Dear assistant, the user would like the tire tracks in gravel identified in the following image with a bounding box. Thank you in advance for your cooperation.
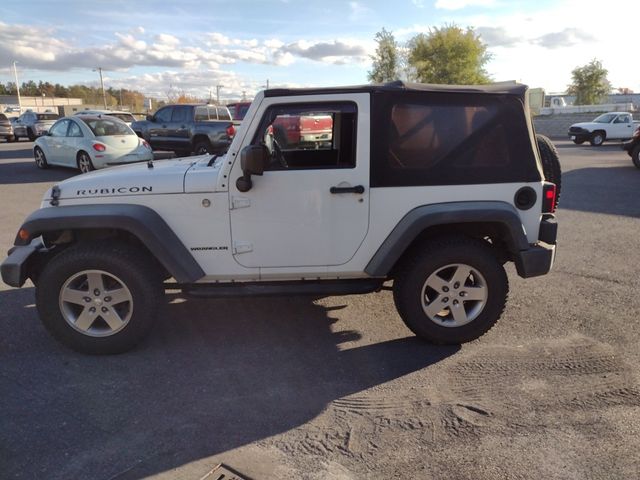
[266,335,640,476]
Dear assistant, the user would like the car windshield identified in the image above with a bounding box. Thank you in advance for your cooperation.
[593,113,617,123]
[81,118,133,136]
[107,113,135,123]
[37,113,60,121]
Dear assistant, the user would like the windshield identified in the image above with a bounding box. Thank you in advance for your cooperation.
[107,113,135,123]
[37,113,60,121]
[81,118,134,136]
[593,113,616,123]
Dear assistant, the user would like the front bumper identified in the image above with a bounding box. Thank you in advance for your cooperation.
[514,214,557,278]
[0,239,44,287]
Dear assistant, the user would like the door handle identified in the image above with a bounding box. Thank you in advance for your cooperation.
[330,185,365,194]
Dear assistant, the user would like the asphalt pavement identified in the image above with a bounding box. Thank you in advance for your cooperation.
[0,139,639,479]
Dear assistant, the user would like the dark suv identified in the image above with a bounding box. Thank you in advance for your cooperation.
[0,113,15,142]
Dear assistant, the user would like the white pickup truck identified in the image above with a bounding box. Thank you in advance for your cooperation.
[568,112,640,146]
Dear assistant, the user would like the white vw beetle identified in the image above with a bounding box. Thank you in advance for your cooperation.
[33,115,153,173]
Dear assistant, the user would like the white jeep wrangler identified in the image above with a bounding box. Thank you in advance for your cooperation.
[1,82,560,354]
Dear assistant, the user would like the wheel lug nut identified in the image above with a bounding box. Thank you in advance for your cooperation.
[104,296,111,302]
[453,299,459,305]
[101,307,108,313]
[453,282,460,289]
[94,289,100,296]
[460,291,466,297]
[442,286,449,292]
[84,297,91,303]
[442,297,449,303]
[89,307,96,313]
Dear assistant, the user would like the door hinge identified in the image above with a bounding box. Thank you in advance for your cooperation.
[233,241,253,254]
[231,196,251,209]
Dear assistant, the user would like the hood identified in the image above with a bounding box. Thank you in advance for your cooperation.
[50,157,200,201]
[571,122,599,129]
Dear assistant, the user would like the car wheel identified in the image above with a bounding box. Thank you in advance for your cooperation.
[632,145,640,169]
[536,134,562,206]
[35,242,164,354]
[77,151,95,173]
[393,236,508,345]
[193,140,213,155]
[589,131,605,146]
[7,135,16,142]
[34,146,50,169]
[27,128,36,141]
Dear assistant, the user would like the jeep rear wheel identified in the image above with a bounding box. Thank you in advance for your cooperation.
[35,242,163,354]
[631,145,640,169]
[393,237,508,345]
[536,134,562,206]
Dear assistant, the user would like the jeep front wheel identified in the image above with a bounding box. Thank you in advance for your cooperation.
[393,238,508,345]
[35,242,163,354]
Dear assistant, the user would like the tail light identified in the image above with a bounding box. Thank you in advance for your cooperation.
[140,139,151,149]
[542,182,557,213]
[92,143,106,152]
[226,125,236,137]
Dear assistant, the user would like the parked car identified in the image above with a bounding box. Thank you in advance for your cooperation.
[1,81,559,354]
[131,104,236,156]
[271,113,333,149]
[74,110,137,126]
[568,112,640,146]
[0,113,16,142]
[622,125,640,169]
[33,115,153,173]
[13,111,60,141]
[227,102,252,121]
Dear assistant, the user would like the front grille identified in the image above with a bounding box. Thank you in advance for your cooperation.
[569,126,586,133]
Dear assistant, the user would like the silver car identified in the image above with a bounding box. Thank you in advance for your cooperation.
[33,115,153,173]
[13,111,60,141]
[74,109,137,126]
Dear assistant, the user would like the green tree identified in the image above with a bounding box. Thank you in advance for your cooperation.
[368,28,400,83]
[408,24,491,85]
[567,59,611,105]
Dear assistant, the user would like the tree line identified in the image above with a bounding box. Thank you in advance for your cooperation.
[368,25,622,105]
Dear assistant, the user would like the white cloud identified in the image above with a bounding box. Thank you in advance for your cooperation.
[435,0,497,10]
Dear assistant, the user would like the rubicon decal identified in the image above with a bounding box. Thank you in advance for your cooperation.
[76,186,153,196]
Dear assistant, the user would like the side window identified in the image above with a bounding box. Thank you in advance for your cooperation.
[49,120,69,137]
[194,106,208,121]
[614,115,630,124]
[217,107,231,121]
[171,106,190,123]
[154,107,173,123]
[67,121,83,137]
[207,107,218,120]
[252,102,357,171]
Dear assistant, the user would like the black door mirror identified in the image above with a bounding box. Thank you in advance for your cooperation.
[146,114,154,122]
[236,144,268,192]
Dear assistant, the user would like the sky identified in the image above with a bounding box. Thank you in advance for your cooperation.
[0,0,638,102]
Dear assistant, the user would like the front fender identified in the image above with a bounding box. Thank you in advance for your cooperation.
[12,204,204,284]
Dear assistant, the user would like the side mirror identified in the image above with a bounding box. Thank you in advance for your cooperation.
[236,144,268,192]
[146,114,154,122]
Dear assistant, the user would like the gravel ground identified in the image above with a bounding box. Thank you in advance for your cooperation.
[0,139,639,480]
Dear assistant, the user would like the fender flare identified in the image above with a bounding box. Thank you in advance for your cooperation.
[14,204,205,283]
[364,201,530,277]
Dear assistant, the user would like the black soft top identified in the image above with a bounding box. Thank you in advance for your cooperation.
[265,80,528,99]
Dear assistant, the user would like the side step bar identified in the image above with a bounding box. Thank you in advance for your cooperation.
[180,279,384,298]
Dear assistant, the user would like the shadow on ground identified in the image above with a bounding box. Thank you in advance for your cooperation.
[559,165,640,218]
[0,156,76,185]
[0,288,458,479]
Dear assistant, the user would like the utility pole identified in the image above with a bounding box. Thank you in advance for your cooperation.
[215,85,224,104]
[94,67,107,108]
[12,61,22,112]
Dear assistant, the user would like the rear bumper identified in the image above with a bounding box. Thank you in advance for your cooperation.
[514,214,557,278]
[0,239,44,287]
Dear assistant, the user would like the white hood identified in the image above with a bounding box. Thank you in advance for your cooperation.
[49,157,201,201]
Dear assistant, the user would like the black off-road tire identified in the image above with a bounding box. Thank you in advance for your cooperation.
[35,242,164,354]
[393,237,508,345]
[589,131,605,146]
[193,140,213,155]
[572,138,584,145]
[631,145,640,169]
[34,146,49,169]
[7,135,16,143]
[536,133,562,206]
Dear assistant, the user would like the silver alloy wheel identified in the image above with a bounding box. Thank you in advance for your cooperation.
[420,263,488,328]
[78,153,92,173]
[592,133,604,145]
[34,148,45,168]
[59,269,133,337]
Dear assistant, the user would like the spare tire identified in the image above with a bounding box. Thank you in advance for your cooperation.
[536,134,562,207]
